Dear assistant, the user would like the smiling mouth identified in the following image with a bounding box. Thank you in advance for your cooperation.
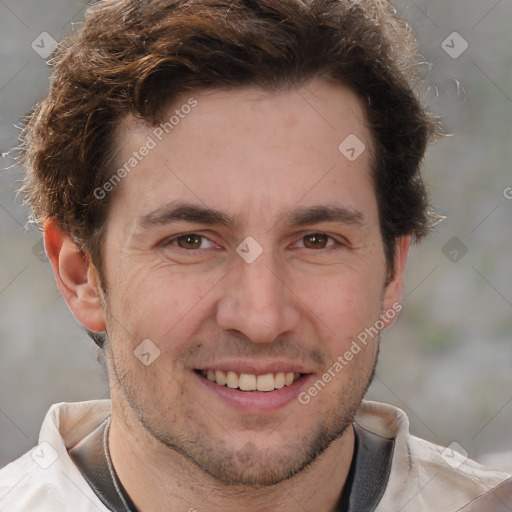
[197,370,303,392]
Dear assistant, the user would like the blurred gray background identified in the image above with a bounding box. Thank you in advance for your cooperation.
[1,0,511,470]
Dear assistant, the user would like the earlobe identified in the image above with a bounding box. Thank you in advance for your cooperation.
[44,219,106,333]
[381,236,411,328]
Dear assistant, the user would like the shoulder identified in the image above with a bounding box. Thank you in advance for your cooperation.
[355,401,511,512]
[0,401,111,512]
[0,450,108,512]
[391,434,511,512]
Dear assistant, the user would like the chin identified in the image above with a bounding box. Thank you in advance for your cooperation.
[154,415,353,487]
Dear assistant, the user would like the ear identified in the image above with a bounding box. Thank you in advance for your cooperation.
[381,236,411,329]
[43,219,106,333]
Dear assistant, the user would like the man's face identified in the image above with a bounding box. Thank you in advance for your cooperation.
[100,79,404,485]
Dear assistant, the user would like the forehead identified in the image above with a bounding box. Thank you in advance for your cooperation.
[108,79,376,227]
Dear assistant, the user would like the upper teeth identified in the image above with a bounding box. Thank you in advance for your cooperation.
[203,370,300,392]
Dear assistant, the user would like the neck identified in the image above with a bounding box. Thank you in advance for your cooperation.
[108,403,354,512]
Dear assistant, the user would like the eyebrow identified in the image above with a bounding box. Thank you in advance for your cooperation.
[138,202,364,229]
[283,205,365,227]
[138,202,233,228]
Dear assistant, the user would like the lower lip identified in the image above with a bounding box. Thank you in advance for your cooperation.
[195,372,312,413]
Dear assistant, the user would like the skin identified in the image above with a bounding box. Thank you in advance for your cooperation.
[45,78,409,512]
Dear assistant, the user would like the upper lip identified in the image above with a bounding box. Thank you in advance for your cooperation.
[194,360,313,375]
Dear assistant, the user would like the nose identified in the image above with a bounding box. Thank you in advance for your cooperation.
[216,252,301,344]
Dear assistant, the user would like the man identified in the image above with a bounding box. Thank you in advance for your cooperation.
[1,0,510,510]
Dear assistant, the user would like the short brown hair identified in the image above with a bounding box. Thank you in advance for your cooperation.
[20,0,438,283]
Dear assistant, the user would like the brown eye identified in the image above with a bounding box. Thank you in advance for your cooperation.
[176,234,203,249]
[302,233,330,249]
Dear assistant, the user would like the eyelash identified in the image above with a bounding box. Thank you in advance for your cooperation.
[163,232,343,251]
[295,233,338,250]
[165,233,218,250]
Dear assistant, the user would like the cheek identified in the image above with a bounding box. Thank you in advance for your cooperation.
[107,263,221,347]
[293,270,384,333]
